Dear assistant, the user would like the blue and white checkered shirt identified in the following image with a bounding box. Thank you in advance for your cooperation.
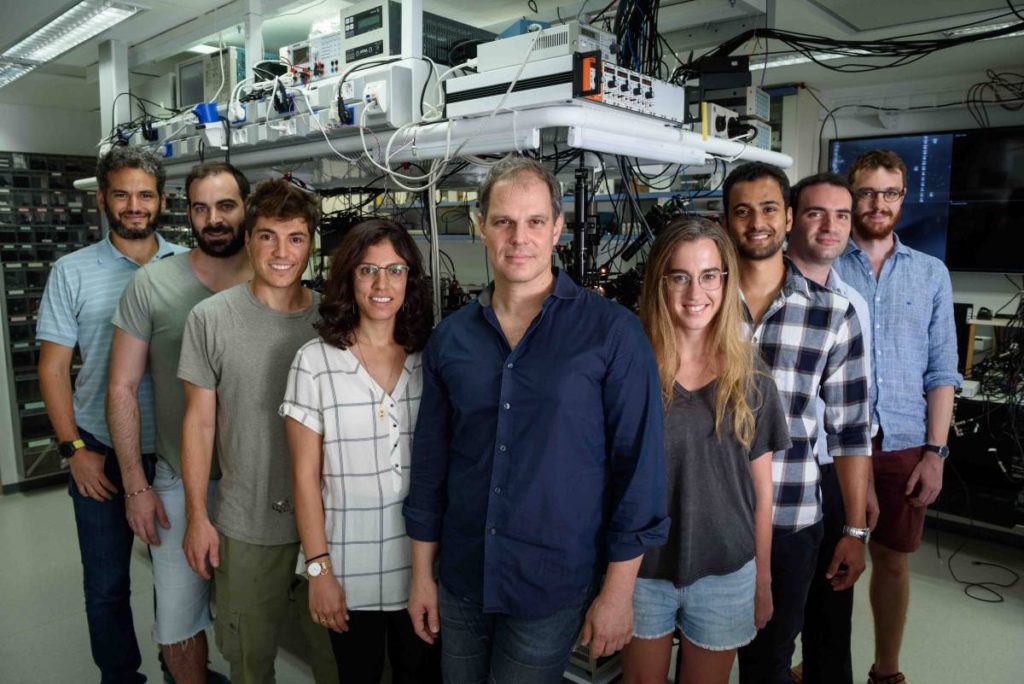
[834,236,962,451]
[743,258,872,532]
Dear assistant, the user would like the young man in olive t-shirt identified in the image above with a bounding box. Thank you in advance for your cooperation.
[178,179,321,683]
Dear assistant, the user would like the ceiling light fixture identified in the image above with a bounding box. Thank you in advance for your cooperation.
[2,1,141,70]
[0,61,37,89]
[188,44,221,55]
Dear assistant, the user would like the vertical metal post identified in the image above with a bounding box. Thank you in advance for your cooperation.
[98,39,130,143]
[98,39,129,239]
[244,0,264,82]
[572,162,592,285]
[402,0,423,59]
[428,187,442,323]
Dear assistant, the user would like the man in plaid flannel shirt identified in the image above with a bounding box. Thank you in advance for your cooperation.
[723,162,872,684]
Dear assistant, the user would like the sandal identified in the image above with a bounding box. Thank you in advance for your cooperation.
[868,666,907,683]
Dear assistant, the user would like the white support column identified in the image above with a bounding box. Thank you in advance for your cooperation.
[402,0,423,59]
[98,39,130,141]
[244,0,264,82]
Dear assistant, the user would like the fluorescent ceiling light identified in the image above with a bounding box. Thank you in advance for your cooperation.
[2,1,141,65]
[188,44,220,55]
[0,61,36,88]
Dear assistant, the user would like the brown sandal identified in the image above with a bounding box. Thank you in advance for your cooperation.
[868,666,907,683]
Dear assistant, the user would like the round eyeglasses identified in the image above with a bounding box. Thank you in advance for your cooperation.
[854,188,905,203]
[355,263,410,281]
[663,270,727,292]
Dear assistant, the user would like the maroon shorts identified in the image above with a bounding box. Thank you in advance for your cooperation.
[871,436,927,553]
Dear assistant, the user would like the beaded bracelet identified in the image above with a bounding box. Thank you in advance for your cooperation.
[124,485,153,500]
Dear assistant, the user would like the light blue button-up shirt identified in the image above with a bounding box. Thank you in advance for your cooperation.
[834,235,962,451]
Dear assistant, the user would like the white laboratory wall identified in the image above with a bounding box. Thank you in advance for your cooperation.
[0,103,101,156]
[805,68,1024,314]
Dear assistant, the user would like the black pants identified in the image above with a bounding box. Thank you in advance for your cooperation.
[738,520,824,684]
[328,609,441,684]
[801,464,854,684]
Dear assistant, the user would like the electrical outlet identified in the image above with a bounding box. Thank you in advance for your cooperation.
[363,80,388,114]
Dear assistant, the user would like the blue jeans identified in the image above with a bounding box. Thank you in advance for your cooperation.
[68,427,155,684]
[437,582,590,684]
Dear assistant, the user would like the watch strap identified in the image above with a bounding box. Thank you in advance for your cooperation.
[59,439,86,459]
[924,443,949,459]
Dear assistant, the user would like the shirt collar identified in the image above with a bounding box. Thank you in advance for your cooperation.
[782,256,812,300]
[843,233,911,260]
[96,232,177,266]
[477,268,581,307]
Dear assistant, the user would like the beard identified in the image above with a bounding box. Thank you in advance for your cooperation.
[106,206,159,241]
[854,208,900,240]
[736,230,786,261]
[193,224,246,258]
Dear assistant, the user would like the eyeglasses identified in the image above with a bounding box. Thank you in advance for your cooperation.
[355,263,410,281]
[854,188,905,203]
[663,270,727,292]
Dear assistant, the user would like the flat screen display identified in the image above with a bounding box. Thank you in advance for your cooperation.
[829,125,1024,273]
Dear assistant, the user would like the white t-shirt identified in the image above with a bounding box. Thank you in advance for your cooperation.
[280,338,422,611]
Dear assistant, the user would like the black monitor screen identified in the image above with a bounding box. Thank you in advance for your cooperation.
[828,125,1024,273]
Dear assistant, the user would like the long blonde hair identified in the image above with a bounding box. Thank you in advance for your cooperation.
[639,217,761,449]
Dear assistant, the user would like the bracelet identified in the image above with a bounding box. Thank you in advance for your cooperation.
[124,485,153,500]
[305,552,330,564]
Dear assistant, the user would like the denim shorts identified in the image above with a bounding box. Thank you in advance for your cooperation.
[150,458,218,645]
[632,558,756,651]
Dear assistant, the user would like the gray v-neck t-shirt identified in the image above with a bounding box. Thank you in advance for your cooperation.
[639,371,790,587]
[114,252,214,475]
[178,282,320,545]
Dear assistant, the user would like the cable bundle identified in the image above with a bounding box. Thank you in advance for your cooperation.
[611,0,663,76]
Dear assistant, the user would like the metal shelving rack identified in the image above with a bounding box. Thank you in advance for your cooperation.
[0,152,191,493]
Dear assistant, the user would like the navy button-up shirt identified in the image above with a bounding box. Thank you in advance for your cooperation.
[404,270,669,618]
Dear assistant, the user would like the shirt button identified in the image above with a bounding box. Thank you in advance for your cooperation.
[498,445,507,452]
[507,363,514,369]
[494,486,501,494]
[503,403,510,410]
[490,528,496,535]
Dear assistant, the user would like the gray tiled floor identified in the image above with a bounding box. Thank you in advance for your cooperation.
[2,484,1023,683]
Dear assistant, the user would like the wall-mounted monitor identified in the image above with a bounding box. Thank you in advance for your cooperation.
[829,125,1024,273]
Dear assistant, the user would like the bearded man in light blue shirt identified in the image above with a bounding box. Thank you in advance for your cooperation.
[834,149,962,684]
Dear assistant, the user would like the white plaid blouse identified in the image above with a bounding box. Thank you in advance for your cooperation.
[280,338,422,610]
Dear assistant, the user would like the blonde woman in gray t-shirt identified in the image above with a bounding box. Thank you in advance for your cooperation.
[282,219,440,684]
[623,217,790,684]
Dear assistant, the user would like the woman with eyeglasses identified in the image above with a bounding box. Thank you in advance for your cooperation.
[281,219,440,683]
[622,217,790,684]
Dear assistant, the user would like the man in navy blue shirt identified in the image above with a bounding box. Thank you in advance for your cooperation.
[404,156,668,683]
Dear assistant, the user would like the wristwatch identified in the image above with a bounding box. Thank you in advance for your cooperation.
[924,443,950,460]
[58,439,86,459]
[306,557,332,579]
[842,525,871,544]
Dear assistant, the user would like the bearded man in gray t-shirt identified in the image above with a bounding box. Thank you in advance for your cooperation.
[178,179,322,683]
[108,162,251,684]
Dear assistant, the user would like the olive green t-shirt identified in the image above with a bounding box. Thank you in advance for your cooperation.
[113,252,214,475]
[177,283,320,545]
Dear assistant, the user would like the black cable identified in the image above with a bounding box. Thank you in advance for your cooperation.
[1007,0,1024,22]
[697,16,1024,74]
[934,461,1022,603]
